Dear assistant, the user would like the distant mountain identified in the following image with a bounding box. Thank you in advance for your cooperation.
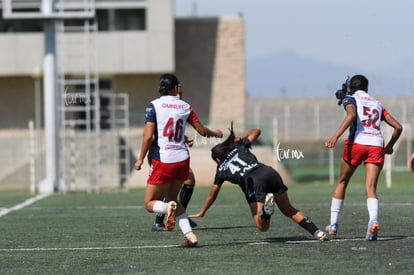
[246,52,413,97]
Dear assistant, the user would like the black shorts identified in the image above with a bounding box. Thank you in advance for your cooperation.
[243,166,288,203]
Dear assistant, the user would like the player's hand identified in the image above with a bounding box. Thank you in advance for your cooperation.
[325,137,337,148]
[188,212,204,218]
[185,137,194,147]
[134,159,144,171]
[215,129,223,138]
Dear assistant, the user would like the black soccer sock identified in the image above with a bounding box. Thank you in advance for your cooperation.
[298,216,319,235]
[155,213,165,224]
[179,184,194,210]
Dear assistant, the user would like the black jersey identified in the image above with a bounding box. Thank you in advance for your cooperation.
[213,138,265,186]
[213,138,287,203]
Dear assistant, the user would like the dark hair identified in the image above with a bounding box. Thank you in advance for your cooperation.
[349,74,369,93]
[158,73,179,96]
[211,121,236,162]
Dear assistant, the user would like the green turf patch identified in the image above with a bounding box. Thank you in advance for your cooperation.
[0,182,413,274]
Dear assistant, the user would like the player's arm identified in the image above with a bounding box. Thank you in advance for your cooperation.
[325,103,356,148]
[239,128,261,143]
[189,184,222,218]
[191,121,223,138]
[383,113,403,154]
[187,109,223,138]
[408,153,414,172]
[135,122,155,170]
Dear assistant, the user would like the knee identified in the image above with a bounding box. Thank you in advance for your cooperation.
[144,202,152,213]
[184,174,195,186]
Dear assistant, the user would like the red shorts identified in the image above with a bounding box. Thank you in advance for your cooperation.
[342,140,384,167]
[147,158,190,185]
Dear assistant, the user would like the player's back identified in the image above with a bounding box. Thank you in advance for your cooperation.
[151,95,191,163]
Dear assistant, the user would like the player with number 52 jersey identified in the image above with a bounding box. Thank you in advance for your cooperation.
[342,90,387,147]
[325,74,403,241]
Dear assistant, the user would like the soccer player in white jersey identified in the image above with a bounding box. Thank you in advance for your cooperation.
[134,73,223,247]
[150,83,199,231]
[325,74,403,241]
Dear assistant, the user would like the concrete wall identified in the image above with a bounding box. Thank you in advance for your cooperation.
[0,0,174,76]
[0,15,248,190]
[0,16,246,128]
[175,16,246,130]
[248,96,414,143]
[0,77,41,128]
[116,16,246,129]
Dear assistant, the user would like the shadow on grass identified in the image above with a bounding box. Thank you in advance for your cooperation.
[176,235,414,249]
[180,236,312,249]
[194,225,256,231]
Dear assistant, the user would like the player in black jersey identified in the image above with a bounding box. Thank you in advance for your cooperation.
[189,122,329,241]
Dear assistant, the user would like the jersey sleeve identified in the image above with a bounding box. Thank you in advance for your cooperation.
[241,138,252,148]
[187,107,200,124]
[213,172,225,185]
[381,106,389,121]
[342,96,356,109]
[145,102,156,123]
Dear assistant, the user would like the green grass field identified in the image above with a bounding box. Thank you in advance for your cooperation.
[0,179,413,274]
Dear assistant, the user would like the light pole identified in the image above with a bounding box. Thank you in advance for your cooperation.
[32,66,43,193]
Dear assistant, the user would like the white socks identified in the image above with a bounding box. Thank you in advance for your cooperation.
[176,213,192,236]
[330,198,344,225]
[152,201,193,236]
[367,198,379,222]
[152,201,167,213]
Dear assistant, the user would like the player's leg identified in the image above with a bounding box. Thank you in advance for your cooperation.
[144,183,172,228]
[327,158,357,235]
[364,162,382,240]
[179,168,197,227]
[153,167,196,230]
[249,200,271,232]
[180,168,195,208]
[275,192,328,241]
[152,197,167,231]
[166,179,198,247]
[147,154,167,231]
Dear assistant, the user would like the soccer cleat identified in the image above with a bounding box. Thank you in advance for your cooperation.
[165,201,177,231]
[325,224,338,236]
[314,230,329,241]
[365,220,380,241]
[151,222,166,232]
[263,193,275,216]
[181,232,198,248]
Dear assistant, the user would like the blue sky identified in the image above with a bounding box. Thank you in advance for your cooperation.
[175,0,414,95]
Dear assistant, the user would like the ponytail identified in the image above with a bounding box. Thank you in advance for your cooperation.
[158,73,179,96]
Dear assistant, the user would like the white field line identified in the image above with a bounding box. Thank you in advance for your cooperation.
[20,201,414,211]
[0,193,50,218]
[1,236,413,252]
[0,244,180,252]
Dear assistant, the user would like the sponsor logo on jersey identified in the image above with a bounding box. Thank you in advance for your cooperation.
[161,103,186,109]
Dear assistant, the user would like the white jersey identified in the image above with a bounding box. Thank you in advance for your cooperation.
[342,90,388,147]
[145,95,199,163]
